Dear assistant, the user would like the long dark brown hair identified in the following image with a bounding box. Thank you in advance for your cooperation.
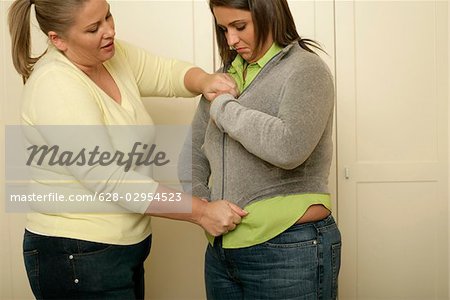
[209,0,322,69]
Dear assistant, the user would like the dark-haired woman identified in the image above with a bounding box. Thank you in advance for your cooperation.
[179,0,341,298]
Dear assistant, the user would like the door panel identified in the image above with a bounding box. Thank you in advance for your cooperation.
[335,1,448,299]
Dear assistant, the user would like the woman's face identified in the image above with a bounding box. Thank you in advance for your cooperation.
[55,0,115,69]
[213,6,273,63]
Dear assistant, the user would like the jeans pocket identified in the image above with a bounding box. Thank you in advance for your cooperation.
[257,237,319,298]
[263,237,318,249]
[331,242,342,299]
[23,250,43,299]
[74,240,113,256]
[262,224,318,248]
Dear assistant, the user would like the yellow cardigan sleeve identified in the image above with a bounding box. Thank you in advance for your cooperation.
[115,40,197,98]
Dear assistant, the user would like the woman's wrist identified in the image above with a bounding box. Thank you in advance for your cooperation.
[184,67,208,95]
[184,67,238,101]
[191,196,208,225]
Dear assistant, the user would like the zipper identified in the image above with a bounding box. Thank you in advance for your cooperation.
[217,43,293,199]
[221,133,226,199]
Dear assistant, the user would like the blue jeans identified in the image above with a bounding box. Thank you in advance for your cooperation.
[23,230,151,299]
[205,215,341,300]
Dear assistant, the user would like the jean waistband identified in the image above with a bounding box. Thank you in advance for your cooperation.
[214,214,336,249]
[292,214,337,235]
[311,214,336,228]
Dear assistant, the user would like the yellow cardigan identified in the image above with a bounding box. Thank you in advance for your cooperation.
[21,40,195,245]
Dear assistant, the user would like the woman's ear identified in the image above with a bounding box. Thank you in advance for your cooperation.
[48,31,67,52]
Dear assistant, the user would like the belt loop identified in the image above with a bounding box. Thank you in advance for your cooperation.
[313,215,329,238]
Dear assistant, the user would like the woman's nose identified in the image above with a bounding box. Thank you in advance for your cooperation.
[104,23,115,39]
[226,31,239,47]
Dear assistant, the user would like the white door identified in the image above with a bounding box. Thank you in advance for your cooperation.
[335,1,449,299]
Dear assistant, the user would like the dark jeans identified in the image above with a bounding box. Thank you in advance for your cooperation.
[23,230,151,300]
[205,215,341,300]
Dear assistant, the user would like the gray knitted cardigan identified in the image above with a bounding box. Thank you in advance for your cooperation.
[179,42,335,209]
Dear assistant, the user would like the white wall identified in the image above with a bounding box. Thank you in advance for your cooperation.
[1,0,33,299]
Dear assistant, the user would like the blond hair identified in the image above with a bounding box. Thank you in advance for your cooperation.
[8,0,88,83]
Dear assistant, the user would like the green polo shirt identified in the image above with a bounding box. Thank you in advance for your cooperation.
[208,44,331,248]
